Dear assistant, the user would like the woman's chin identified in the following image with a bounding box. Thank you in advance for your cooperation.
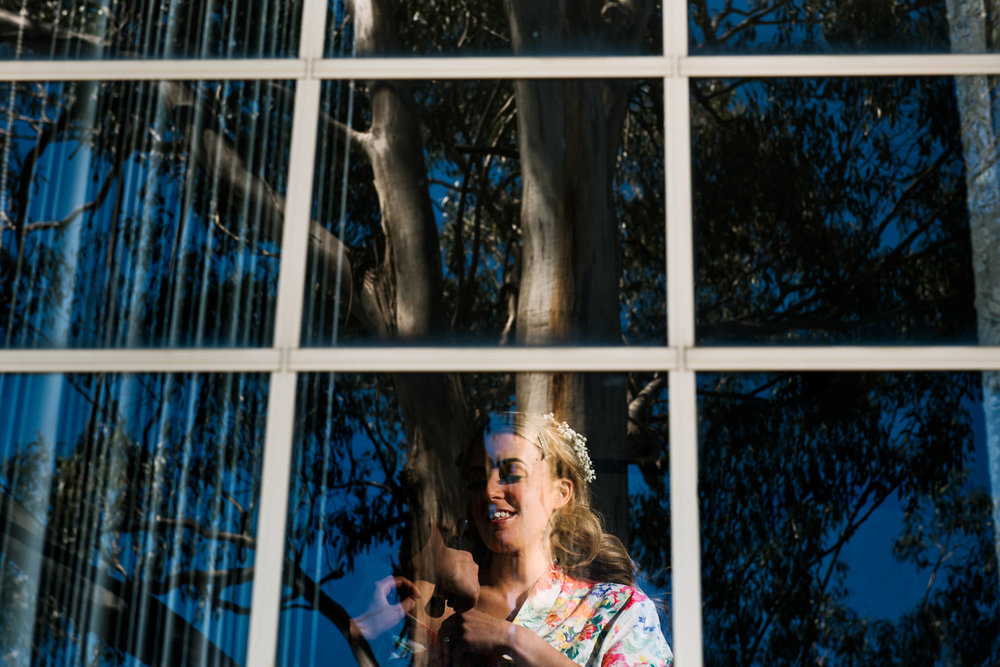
[486,539,520,554]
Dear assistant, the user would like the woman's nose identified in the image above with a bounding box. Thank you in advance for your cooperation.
[485,472,503,499]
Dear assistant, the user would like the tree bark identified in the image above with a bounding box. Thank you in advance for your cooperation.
[349,0,477,547]
[945,0,1000,584]
[505,0,653,536]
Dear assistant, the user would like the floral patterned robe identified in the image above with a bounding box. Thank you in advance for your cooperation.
[512,566,673,666]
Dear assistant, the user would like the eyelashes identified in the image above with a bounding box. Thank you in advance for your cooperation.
[465,469,524,490]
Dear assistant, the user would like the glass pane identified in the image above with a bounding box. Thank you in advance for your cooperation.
[692,76,996,345]
[0,1,301,59]
[277,371,672,665]
[699,371,999,664]
[0,372,268,666]
[302,78,665,346]
[0,79,294,348]
[325,0,662,57]
[688,0,998,54]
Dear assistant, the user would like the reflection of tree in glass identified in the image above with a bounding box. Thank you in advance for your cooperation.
[673,372,998,665]
[0,1,300,58]
[690,0,953,54]
[946,0,1000,593]
[0,373,266,665]
[0,1,996,666]
[0,1,666,662]
[680,2,999,663]
[694,74,977,345]
[0,78,287,348]
[296,8,665,666]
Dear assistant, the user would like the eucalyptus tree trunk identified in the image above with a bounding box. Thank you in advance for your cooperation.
[348,0,477,555]
[505,0,653,536]
[945,0,1000,582]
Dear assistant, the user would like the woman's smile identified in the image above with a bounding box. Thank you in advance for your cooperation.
[488,505,517,523]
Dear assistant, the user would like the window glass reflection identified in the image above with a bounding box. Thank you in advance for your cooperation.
[302,78,665,347]
[277,371,671,664]
[688,0,987,54]
[698,371,998,664]
[0,1,301,59]
[0,372,267,666]
[693,76,988,345]
[325,0,662,57]
[0,79,293,348]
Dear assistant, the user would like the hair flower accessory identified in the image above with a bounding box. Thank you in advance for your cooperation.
[543,413,596,483]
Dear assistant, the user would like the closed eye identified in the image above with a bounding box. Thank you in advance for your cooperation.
[499,462,525,484]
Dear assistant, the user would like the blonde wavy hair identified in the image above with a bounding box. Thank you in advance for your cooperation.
[465,412,636,586]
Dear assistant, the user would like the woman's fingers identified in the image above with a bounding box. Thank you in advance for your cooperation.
[437,548,479,611]
[391,575,421,600]
[354,574,423,639]
[438,608,513,657]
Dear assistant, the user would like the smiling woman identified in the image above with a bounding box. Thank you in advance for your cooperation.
[412,412,673,667]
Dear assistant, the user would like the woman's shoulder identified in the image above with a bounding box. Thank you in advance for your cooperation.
[585,580,654,612]
[557,569,653,612]
[582,579,673,666]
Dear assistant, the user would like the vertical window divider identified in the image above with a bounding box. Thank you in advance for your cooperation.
[665,1,703,664]
[246,1,328,664]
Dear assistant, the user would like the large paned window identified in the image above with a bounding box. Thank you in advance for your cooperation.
[1,1,998,665]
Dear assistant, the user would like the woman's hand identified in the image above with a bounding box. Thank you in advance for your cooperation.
[438,609,580,667]
[351,575,420,640]
[436,608,519,663]
[432,545,480,613]
[415,526,480,613]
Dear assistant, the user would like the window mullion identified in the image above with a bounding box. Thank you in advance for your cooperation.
[666,0,703,663]
[246,0,328,663]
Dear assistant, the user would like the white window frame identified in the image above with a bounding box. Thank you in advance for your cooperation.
[1,0,999,664]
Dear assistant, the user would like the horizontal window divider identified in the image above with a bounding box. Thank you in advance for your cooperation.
[2,53,997,83]
[311,55,671,79]
[0,349,282,373]
[687,346,1000,371]
[289,346,679,372]
[5,346,1000,373]
[682,53,1000,77]
[0,58,307,81]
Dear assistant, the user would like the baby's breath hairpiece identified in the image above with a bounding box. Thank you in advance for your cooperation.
[542,413,596,483]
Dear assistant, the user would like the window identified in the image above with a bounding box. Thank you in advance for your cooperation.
[1,1,997,665]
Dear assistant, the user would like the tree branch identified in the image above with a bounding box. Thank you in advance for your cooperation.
[627,373,666,462]
[141,517,256,549]
[22,160,119,234]
[155,80,377,334]
[452,143,518,159]
[0,488,239,667]
[284,558,378,667]
[149,566,255,596]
